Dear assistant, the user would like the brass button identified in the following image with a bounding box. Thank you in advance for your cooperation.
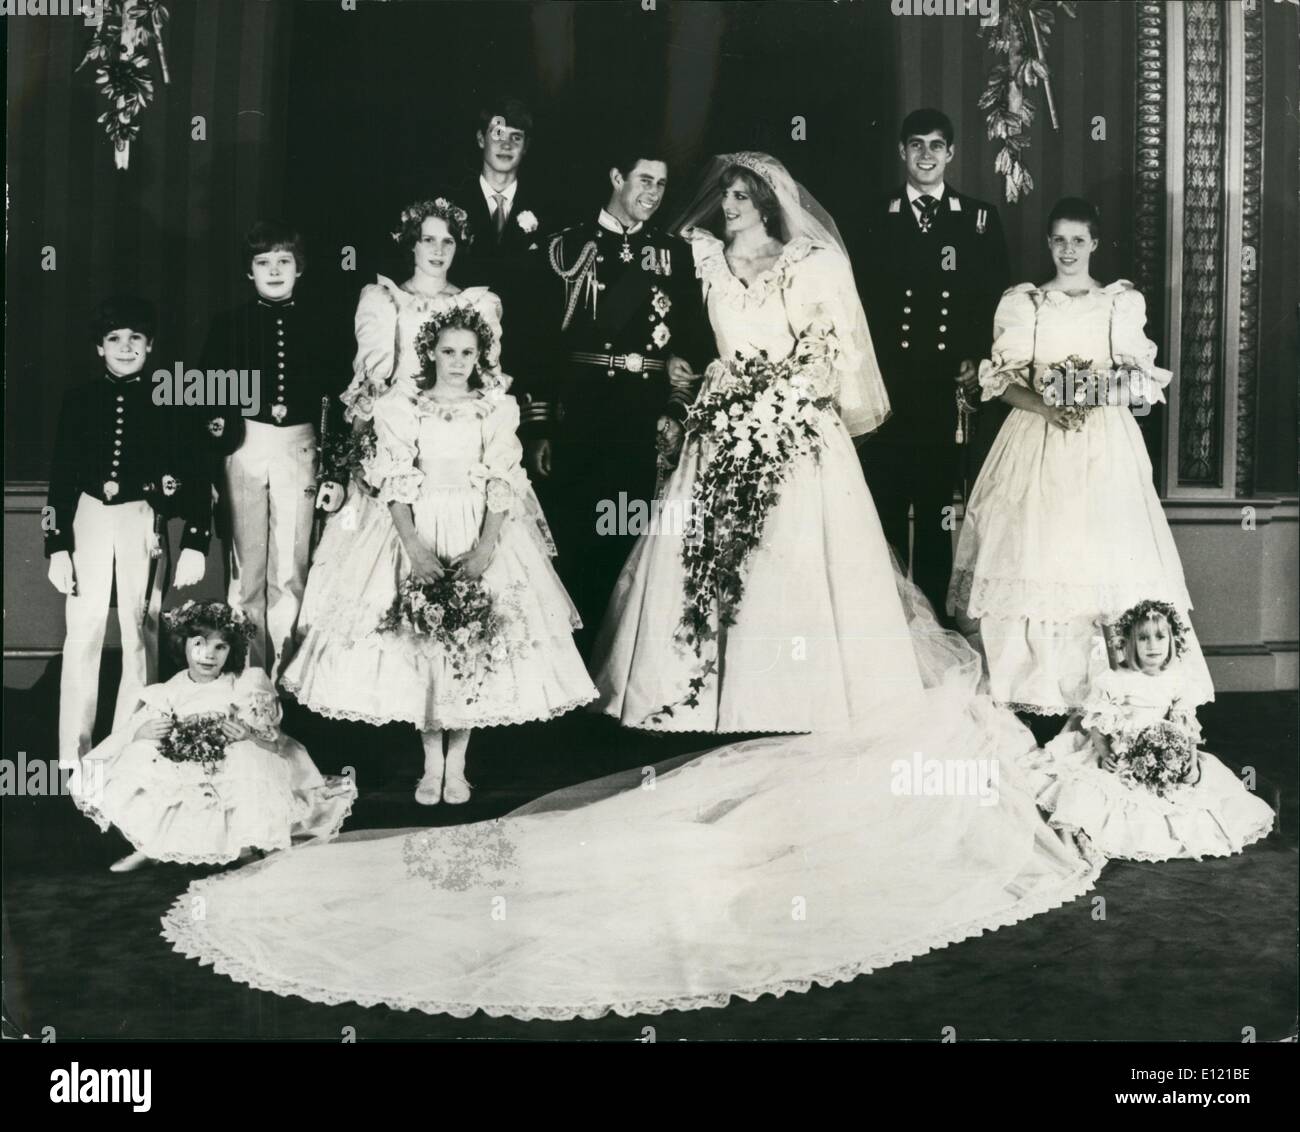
[937,343,947,351]
[903,306,912,313]
[940,308,949,316]
[941,290,950,298]
[901,341,910,349]
[905,289,913,297]
[939,325,947,332]
[901,324,910,331]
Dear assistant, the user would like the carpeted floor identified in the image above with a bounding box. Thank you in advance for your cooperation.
[3,661,1296,1041]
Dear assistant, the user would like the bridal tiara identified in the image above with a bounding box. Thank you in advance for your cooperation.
[719,151,781,191]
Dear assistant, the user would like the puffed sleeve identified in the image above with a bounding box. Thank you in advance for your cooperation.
[783,243,846,391]
[1079,667,1129,741]
[360,392,422,505]
[1107,282,1172,407]
[462,288,505,376]
[978,285,1039,400]
[232,668,283,743]
[341,279,400,422]
[472,395,530,515]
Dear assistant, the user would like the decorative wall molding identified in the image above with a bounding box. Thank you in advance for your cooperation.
[1235,0,1264,495]
[1133,1,1167,349]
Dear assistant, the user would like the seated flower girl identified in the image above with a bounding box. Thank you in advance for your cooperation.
[1020,600,1274,862]
[73,600,355,872]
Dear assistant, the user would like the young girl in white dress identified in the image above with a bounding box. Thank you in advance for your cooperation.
[948,197,1213,719]
[73,601,355,872]
[288,199,502,680]
[1020,600,1274,861]
[283,300,595,804]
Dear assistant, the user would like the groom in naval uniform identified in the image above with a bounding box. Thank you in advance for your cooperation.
[522,144,709,654]
[857,108,1009,622]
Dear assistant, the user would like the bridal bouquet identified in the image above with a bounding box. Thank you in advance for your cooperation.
[157,712,229,773]
[317,419,377,487]
[676,345,837,651]
[1036,355,1096,431]
[378,574,522,696]
[1110,719,1198,798]
[233,692,281,744]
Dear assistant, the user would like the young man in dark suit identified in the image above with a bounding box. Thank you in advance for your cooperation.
[857,108,1010,621]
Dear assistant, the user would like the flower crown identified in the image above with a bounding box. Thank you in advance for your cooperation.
[391,198,472,246]
[1113,599,1189,658]
[414,303,497,375]
[163,600,255,644]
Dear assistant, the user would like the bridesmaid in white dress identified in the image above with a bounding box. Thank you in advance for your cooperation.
[948,198,1214,717]
[594,154,916,733]
[285,198,501,705]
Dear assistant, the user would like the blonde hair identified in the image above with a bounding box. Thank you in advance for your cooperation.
[1122,610,1175,672]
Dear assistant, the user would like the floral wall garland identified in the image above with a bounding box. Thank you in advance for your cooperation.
[979,0,1077,203]
[77,0,171,170]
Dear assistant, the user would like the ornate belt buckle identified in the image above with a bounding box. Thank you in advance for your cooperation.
[623,352,644,374]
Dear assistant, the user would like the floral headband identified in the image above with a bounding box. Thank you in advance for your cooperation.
[164,600,255,644]
[414,303,498,374]
[391,197,472,247]
[1113,599,1189,658]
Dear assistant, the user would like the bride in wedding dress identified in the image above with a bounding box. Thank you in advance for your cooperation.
[161,155,1101,1021]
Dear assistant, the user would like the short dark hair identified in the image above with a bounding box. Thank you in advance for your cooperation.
[166,609,249,674]
[477,96,534,138]
[718,165,782,238]
[243,220,306,273]
[90,295,156,344]
[1048,196,1101,239]
[899,108,955,148]
[610,139,666,180]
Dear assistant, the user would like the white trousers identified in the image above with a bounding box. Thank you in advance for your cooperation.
[59,496,160,765]
[225,421,316,680]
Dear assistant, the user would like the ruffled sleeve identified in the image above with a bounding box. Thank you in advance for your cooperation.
[341,278,400,422]
[1107,282,1172,407]
[471,395,529,515]
[978,284,1039,401]
[232,668,283,743]
[1078,668,1129,742]
[460,287,506,377]
[361,392,423,505]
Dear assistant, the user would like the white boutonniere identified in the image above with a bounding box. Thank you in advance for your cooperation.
[516,210,539,234]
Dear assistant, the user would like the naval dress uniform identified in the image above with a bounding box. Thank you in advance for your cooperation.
[200,295,346,679]
[521,209,708,650]
[857,183,1009,618]
[45,372,213,764]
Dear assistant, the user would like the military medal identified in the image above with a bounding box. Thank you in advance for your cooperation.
[620,237,633,264]
[976,208,988,234]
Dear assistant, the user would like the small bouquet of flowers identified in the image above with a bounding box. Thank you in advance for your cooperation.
[1111,719,1198,798]
[157,712,229,773]
[378,573,521,696]
[1037,354,1096,432]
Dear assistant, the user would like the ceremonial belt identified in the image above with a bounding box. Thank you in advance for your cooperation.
[570,351,665,376]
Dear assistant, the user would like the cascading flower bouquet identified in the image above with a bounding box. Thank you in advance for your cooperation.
[644,325,840,723]
[1110,718,1199,799]
[377,573,526,702]
[157,712,229,774]
[317,419,378,489]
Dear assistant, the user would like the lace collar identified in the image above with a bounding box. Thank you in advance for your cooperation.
[375,275,495,312]
[695,235,816,308]
[413,386,507,422]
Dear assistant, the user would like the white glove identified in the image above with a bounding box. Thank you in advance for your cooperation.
[173,548,206,589]
[48,550,77,595]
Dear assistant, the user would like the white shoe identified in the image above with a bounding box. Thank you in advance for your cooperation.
[415,774,443,805]
[109,850,150,873]
[442,773,472,805]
